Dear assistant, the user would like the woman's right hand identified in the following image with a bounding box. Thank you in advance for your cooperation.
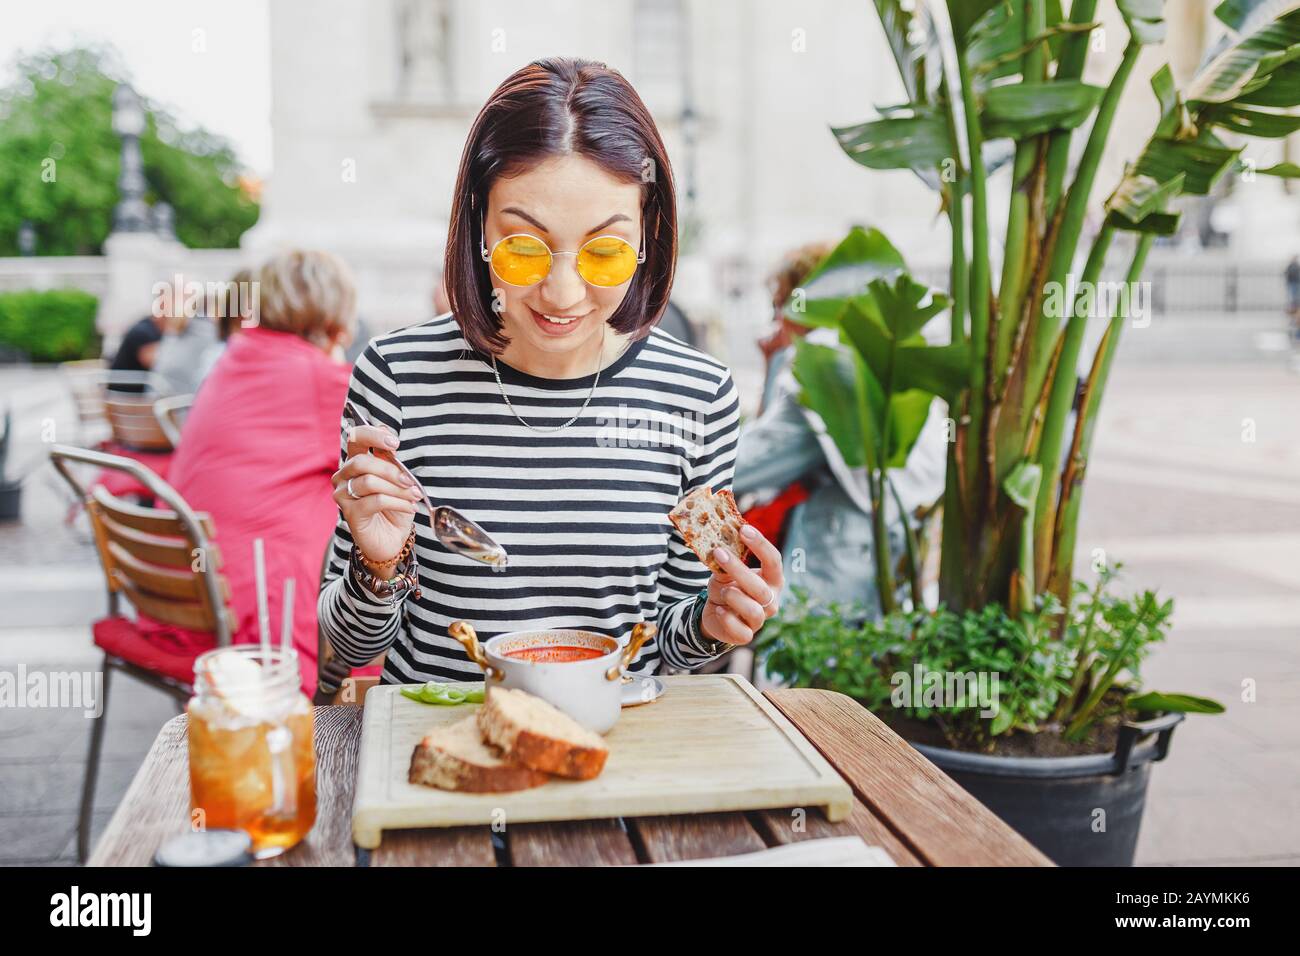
[331,424,421,567]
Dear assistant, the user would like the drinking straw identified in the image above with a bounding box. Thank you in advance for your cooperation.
[253,538,271,659]
[280,578,295,655]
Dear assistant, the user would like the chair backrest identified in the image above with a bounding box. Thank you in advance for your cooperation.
[153,393,194,448]
[103,395,174,452]
[49,445,235,643]
[59,359,110,440]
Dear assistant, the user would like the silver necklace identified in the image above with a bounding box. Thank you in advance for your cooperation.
[491,323,608,433]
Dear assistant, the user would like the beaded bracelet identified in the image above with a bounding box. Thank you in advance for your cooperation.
[351,531,420,603]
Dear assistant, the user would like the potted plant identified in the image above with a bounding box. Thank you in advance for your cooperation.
[0,408,21,521]
[757,0,1294,864]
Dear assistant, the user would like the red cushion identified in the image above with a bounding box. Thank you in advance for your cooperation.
[92,616,215,685]
[94,444,174,500]
[742,480,811,553]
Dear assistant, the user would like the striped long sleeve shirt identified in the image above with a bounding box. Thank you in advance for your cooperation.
[317,313,741,684]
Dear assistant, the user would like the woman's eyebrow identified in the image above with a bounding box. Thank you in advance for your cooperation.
[498,207,632,236]
[587,213,631,235]
[499,206,549,232]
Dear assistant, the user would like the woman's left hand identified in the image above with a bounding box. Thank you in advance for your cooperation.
[701,524,783,647]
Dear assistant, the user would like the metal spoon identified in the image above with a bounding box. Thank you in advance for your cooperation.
[342,400,508,570]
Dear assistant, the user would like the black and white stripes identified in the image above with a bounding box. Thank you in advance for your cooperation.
[317,313,740,685]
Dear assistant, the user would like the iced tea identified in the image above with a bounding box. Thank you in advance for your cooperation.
[188,647,317,858]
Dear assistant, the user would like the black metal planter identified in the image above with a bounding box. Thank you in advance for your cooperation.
[912,712,1183,866]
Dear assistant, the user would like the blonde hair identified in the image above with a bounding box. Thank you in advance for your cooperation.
[256,250,357,346]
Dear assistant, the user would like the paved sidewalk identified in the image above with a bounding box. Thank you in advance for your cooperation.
[1080,357,1300,866]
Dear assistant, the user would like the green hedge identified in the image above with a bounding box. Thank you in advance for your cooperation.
[0,289,100,362]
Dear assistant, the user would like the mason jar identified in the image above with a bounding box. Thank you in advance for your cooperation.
[187,646,317,859]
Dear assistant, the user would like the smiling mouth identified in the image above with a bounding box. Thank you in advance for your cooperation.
[528,306,589,335]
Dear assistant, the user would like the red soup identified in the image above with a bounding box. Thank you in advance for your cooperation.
[505,645,605,663]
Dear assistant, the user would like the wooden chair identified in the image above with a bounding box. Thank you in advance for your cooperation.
[49,444,235,863]
[152,394,194,449]
[57,362,167,448]
[59,359,110,445]
[103,395,173,452]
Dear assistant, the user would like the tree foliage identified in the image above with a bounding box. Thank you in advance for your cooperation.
[0,47,259,255]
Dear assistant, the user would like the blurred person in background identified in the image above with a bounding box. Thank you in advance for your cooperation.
[155,267,256,395]
[107,289,167,394]
[152,250,360,694]
[755,243,831,412]
[733,243,947,619]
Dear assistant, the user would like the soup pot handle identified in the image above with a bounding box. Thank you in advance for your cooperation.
[448,621,503,682]
[606,622,656,682]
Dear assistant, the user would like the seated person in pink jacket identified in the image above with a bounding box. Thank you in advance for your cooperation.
[152,250,360,694]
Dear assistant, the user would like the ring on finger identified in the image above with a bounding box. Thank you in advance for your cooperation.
[760,589,777,611]
[346,477,360,499]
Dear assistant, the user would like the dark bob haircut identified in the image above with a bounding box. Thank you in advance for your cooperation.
[443,57,677,355]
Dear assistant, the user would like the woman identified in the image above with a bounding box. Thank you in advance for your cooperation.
[161,250,356,693]
[318,58,783,684]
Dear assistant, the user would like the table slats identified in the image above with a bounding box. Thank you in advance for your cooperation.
[368,828,496,867]
[507,819,639,867]
[627,811,767,863]
[748,802,923,867]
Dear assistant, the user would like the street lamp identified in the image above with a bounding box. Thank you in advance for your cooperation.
[111,83,150,233]
[151,201,177,241]
[17,221,36,256]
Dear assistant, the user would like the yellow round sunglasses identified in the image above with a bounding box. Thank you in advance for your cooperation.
[480,214,646,288]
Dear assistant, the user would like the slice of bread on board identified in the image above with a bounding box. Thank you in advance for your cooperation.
[478,686,609,781]
[668,485,750,574]
[408,714,549,792]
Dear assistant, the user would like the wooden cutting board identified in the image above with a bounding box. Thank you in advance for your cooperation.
[352,673,853,849]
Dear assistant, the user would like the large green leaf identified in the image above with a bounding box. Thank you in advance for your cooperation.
[967,0,1080,79]
[885,389,933,467]
[1202,102,1300,135]
[1126,690,1226,715]
[791,338,872,470]
[946,0,1004,46]
[867,274,950,340]
[1149,64,1196,138]
[1256,160,1300,175]
[1105,209,1182,234]
[840,288,968,402]
[1105,169,1186,221]
[981,81,1105,138]
[873,0,931,104]
[1133,136,1241,195]
[1235,57,1300,105]
[832,111,954,174]
[1185,3,1300,104]
[791,226,907,328]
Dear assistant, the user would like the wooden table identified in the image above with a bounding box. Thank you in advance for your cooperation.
[89,688,1051,866]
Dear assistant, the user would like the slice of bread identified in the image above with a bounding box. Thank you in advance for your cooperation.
[408,714,549,792]
[668,485,750,574]
[477,687,609,781]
